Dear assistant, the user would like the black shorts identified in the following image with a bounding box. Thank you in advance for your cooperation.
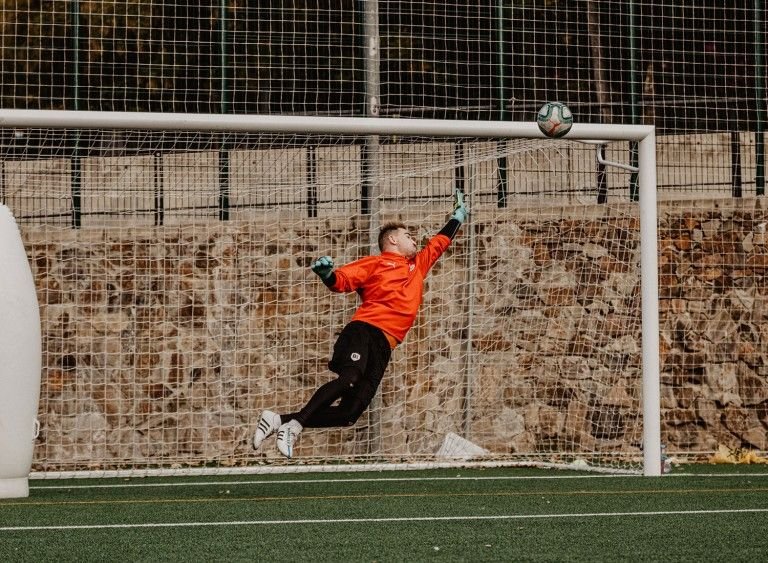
[328,320,392,386]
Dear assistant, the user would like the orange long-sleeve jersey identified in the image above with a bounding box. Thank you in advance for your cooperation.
[329,233,452,343]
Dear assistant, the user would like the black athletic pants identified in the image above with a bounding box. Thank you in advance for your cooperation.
[282,321,392,428]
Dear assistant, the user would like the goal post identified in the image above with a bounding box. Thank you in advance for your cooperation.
[0,109,654,141]
[637,132,661,477]
[0,110,660,477]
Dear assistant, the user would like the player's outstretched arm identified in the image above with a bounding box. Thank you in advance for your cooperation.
[438,188,468,240]
[311,255,336,287]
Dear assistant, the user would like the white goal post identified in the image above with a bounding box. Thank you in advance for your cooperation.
[0,110,660,478]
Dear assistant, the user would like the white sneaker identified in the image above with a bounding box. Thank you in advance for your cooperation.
[252,410,281,450]
[276,420,303,459]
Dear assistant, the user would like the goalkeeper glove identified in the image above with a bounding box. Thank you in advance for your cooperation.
[311,256,334,280]
[451,189,469,224]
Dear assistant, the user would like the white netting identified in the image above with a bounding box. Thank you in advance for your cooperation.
[2,125,660,474]
[0,0,765,478]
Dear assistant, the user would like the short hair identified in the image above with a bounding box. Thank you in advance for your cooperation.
[378,221,407,251]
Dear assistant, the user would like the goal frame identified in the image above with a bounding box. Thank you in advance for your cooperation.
[0,110,661,477]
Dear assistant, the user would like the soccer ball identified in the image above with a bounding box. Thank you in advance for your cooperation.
[536,102,573,138]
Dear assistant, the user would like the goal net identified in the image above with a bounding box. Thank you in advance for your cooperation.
[1,112,660,476]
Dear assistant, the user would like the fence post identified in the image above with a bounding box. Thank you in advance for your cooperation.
[731,132,743,198]
[218,0,231,221]
[756,0,765,196]
[69,0,82,228]
[496,1,508,208]
[358,0,382,455]
[628,0,640,201]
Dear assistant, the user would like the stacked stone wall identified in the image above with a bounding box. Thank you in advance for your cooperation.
[23,198,768,469]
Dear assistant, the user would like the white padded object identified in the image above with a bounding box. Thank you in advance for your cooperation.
[0,204,41,498]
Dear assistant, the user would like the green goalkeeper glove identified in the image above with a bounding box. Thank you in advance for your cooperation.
[451,189,468,223]
[311,256,334,280]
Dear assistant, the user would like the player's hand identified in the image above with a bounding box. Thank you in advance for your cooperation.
[451,189,468,223]
[311,256,334,280]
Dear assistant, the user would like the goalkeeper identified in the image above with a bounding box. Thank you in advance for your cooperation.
[253,190,468,458]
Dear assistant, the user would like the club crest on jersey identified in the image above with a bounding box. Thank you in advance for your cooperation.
[409,264,415,272]
[350,352,361,361]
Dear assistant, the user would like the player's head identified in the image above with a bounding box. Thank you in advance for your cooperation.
[378,221,417,258]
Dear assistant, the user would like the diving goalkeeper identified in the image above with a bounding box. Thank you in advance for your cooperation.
[253,190,468,458]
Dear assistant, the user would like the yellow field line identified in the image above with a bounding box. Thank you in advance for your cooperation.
[3,486,768,509]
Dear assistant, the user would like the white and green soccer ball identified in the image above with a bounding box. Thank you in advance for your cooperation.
[536,101,573,138]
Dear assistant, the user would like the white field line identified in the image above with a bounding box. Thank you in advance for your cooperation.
[28,472,768,490]
[2,508,767,532]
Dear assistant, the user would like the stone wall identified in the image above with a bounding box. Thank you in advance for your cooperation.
[656,198,768,452]
[24,198,768,470]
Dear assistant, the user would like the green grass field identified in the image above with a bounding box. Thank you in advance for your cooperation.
[2,465,767,562]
